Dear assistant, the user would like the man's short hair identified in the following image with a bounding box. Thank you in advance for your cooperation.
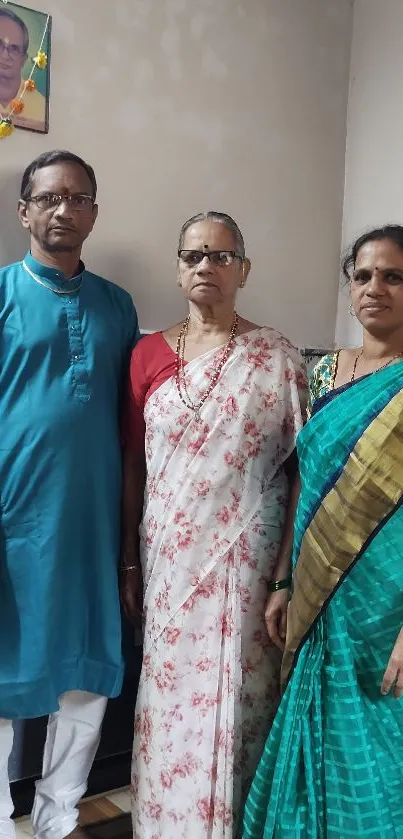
[21,150,98,201]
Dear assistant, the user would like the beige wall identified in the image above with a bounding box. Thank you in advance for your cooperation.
[1,0,352,347]
[336,0,403,347]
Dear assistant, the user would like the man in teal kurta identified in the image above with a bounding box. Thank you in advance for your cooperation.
[0,150,139,839]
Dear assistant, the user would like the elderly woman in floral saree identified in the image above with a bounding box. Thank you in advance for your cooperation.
[121,211,307,839]
[243,225,403,839]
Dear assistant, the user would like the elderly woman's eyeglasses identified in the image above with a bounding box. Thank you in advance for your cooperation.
[178,250,243,268]
[25,193,94,212]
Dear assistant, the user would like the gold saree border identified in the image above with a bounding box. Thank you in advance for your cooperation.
[281,386,403,686]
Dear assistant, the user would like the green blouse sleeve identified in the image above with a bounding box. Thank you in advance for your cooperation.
[307,353,337,419]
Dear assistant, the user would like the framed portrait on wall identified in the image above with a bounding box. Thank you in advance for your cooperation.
[0,2,51,133]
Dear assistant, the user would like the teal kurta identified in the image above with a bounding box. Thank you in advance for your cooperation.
[0,252,139,719]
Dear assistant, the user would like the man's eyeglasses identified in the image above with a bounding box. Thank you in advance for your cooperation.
[178,250,243,267]
[0,39,25,59]
[26,193,95,212]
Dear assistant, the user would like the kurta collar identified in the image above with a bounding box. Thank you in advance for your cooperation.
[23,252,85,292]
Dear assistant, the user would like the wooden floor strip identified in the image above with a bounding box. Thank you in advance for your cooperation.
[79,798,124,825]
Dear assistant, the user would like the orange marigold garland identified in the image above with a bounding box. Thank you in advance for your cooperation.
[10,99,24,115]
[24,79,36,92]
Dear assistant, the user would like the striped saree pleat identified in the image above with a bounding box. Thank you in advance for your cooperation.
[243,361,403,839]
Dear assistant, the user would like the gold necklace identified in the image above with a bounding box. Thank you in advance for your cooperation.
[175,313,239,421]
[351,349,403,382]
[22,260,83,295]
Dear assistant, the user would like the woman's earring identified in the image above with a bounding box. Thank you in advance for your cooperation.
[349,304,356,317]
[240,280,246,288]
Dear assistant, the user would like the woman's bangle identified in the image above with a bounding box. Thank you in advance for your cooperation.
[121,565,140,572]
[268,576,292,592]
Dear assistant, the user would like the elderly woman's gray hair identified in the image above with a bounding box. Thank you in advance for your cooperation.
[178,211,246,258]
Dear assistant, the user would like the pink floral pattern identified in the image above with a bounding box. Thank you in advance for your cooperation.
[131,327,307,838]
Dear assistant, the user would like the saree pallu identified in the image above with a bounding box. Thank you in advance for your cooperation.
[131,328,306,839]
[243,361,403,839]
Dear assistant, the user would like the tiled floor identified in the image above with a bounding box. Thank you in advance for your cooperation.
[14,788,131,839]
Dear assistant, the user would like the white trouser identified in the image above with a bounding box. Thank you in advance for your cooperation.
[0,691,107,839]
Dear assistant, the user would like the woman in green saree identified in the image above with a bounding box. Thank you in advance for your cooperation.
[243,225,403,838]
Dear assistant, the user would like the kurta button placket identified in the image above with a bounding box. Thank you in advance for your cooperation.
[64,290,90,401]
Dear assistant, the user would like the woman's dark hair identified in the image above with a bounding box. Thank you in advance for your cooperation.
[178,211,245,258]
[342,225,403,282]
[20,150,97,201]
[0,8,29,54]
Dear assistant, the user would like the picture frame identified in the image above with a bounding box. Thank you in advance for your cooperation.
[0,1,51,134]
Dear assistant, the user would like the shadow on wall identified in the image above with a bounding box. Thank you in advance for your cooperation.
[94,249,147,296]
[0,171,27,266]
[93,247,181,328]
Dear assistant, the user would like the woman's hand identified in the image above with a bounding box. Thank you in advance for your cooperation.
[381,627,403,698]
[120,563,143,627]
[265,589,289,651]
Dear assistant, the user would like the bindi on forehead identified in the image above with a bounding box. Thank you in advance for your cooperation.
[185,227,235,251]
[33,164,92,195]
[0,20,25,47]
[357,263,392,273]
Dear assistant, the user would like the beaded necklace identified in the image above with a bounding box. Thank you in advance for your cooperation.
[175,312,239,421]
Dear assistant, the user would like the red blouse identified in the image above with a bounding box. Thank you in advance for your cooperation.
[125,332,186,451]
